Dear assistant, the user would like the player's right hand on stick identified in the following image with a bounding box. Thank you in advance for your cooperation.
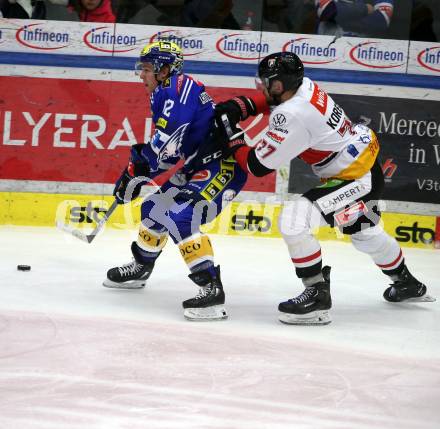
[113,168,143,204]
[113,144,151,204]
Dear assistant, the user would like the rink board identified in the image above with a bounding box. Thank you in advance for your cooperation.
[1,191,438,250]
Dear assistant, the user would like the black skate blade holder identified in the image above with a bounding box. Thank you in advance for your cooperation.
[56,200,118,244]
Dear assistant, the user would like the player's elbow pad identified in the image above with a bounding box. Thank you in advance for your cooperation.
[247,150,274,177]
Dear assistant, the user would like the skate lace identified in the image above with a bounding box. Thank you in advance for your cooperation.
[194,285,213,300]
[118,260,143,277]
[290,287,316,304]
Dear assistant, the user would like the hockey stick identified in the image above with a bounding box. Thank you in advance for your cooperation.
[229,113,263,140]
[56,199,118,244]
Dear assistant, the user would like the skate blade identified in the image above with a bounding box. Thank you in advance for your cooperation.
[102,279,146,289]
[402,294,436,303]
[184,305,228,321]
[278,310,331,326]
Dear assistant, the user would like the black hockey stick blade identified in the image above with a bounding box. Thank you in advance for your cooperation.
[56,200,118,244]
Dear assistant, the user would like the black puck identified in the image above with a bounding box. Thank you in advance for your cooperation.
[17,265,31,271]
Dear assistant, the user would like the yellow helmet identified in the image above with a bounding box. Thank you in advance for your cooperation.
[136,41,184,76]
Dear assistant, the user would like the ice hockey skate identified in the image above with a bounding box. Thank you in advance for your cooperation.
[383,266,436,303]
[103,243,156,289]
[183,265,228,321]
[278,266,332,325]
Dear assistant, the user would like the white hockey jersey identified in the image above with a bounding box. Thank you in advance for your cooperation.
[254,77,379,180]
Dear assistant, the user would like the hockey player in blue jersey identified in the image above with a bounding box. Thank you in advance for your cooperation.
[102,41,258,321]
[316,0,394,38]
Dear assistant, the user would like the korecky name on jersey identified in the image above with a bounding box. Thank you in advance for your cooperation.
[316,183,367,215]
[326,103,344,130]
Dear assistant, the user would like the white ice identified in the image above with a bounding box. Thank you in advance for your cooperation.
[0,226,439,429]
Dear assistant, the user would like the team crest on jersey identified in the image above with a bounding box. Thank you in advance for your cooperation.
[272,113,286,127]
[157,123,189,162]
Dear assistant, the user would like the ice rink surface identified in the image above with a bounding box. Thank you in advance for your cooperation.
[0,226,439,429]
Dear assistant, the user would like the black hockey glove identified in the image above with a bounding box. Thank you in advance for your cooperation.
[113,168,143,204]
[128,143,151,177]
[215,96,258,130]
[113,144,151,204]
[225,137,247,156]
[212,126,247,158]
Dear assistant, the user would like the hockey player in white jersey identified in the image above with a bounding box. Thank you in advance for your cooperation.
[215,51,435,325]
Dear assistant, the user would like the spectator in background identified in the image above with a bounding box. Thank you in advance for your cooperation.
[0,0,46,18]
[116,0,184,26]
[180,0,240,29]
[410,0,437,42]
[69,0,115,22]
[316,0,394,38]
[263,0,316,34]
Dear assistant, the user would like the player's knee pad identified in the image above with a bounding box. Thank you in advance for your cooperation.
[279,197,324,245]
[351,224,396,256]
[178,234,214,271]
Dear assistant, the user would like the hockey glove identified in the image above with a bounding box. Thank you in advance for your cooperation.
[215,96,258,127]
[113,144,151,204]
[128,143,151,177]
[227,137,247,155]
[113,168,143,204]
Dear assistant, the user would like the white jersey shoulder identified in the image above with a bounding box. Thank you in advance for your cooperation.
[254,77,379,180]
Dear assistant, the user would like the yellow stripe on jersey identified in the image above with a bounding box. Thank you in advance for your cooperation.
[200,158,235,201]
[178,234,214,268]
[138,226,169,252]
[335,132,380,180]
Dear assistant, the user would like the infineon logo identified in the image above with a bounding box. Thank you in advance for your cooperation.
[149,30,204,56]
[16,23,69,50]
[349,41,405,69]
[283,37,337,65]
[216,33,269,60]
[83,26,137,53]
[417,46,440,72]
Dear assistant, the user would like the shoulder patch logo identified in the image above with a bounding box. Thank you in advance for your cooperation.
[199,92,212,104]
[272,113,286,127]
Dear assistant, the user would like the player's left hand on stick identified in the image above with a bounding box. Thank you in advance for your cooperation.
[113,144,151,204]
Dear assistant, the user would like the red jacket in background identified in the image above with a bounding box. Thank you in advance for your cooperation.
[79,0,116,23]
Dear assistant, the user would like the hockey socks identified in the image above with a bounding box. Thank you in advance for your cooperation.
[137,225,169,261]
[178,234,214,271]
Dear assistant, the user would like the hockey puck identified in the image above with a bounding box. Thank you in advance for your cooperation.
[17,265,31,271]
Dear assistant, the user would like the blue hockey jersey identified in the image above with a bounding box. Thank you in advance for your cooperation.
[140,73,216,177]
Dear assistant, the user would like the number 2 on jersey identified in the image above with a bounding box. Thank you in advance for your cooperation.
[163,99,174,117]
